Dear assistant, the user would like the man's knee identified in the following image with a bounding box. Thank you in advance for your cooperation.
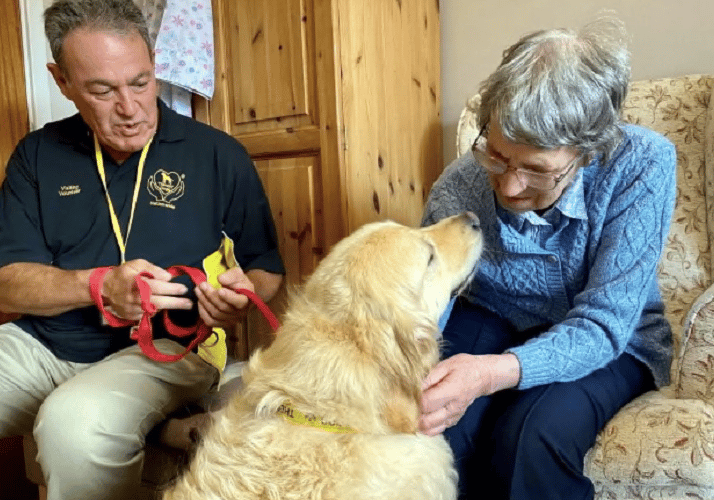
[33,386,150,500]
[0,326,56,437]
[35,385,143,466]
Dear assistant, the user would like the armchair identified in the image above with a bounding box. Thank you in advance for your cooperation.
[455,74,714,499]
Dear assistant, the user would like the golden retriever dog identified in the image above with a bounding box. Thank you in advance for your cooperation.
[163,212,483,500]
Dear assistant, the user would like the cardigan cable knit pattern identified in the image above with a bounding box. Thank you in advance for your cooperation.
[423,124,677,390]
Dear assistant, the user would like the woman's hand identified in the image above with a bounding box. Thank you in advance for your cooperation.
[419,353,521,435]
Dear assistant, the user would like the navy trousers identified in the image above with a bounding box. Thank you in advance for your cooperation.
[441,298,655,500]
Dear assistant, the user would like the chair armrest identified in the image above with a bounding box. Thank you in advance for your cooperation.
[675,283,714,401]
[585,391,714,488]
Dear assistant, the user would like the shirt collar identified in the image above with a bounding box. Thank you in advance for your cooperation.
[155,98,186,143]
[551,166,588,221]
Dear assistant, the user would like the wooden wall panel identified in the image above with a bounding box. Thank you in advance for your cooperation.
[311,0,345,251]
[337,0,441,231]
[0,0,30,182]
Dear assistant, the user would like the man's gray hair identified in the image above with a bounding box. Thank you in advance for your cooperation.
[44,0,151,72]
[478,16,631,163]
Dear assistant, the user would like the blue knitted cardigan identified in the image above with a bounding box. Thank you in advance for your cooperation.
[422,124,677,389]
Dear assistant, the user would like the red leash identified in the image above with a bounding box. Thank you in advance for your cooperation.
[89,265,280,362]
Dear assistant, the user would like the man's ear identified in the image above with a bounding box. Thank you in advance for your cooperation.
[47,63,71,99]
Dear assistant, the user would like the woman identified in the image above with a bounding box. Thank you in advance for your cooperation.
[420,18,676,499]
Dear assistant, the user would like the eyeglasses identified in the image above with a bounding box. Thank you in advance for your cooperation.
[471,122,581,191]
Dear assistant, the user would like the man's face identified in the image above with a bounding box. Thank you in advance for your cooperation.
[48,28,158,163]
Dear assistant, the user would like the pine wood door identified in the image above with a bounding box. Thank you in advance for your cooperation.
[209,0,322,150]
[247,155,323,350]
[204,0,441,354]
[227,0,313,128]
[0,0,30,181]
[254,155,323,287]
[206,0,341,283]
[0,0,29,325]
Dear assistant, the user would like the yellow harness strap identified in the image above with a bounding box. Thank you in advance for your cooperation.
[276,402,356,434]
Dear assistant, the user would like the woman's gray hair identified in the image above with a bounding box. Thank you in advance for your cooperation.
[478,16,631,163]
[44,0,151,72]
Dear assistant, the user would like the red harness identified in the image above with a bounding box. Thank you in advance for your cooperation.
[89,265,280,362]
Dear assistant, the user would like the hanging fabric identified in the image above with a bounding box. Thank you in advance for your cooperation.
[153,0,215,116]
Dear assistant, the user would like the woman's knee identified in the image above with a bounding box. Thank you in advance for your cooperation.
[496,384,601,467]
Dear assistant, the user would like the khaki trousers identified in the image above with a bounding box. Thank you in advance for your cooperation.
[0,322,218,500]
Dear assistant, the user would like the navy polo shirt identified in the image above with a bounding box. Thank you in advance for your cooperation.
[0,100,284,362]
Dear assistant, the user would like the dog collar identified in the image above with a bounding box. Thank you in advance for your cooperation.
[277,402,356,434]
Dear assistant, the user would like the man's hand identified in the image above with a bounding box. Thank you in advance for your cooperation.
[419,353,521,436]
[101,259,193,321]
[194,266,255,329]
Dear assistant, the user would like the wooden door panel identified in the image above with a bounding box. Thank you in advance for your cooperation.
[0,0,29,182]
[226,0,312,126]
[254,155,321,286]
[247,155,322,352]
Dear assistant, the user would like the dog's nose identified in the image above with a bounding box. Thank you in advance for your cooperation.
[464,211,480,230]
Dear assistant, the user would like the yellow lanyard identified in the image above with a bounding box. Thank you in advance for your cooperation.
[94,134,154,263]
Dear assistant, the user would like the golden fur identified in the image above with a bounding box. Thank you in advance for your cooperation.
[163,213,483,500]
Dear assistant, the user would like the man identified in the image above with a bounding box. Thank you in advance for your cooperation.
[0,1,284,498]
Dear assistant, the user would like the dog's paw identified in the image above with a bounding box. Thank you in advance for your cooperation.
[159,412,211,450]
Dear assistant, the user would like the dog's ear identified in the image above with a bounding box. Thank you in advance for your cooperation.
[376,318,439,433]
[392,317,440,379]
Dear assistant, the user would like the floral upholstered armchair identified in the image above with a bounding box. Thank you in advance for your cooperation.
[455,74,714,499]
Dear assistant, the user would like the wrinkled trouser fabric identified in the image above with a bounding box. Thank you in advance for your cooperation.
[442,298,655,500]
[0,322,218,500]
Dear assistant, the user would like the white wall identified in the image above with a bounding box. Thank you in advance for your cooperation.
[20,0,77,131]
[440,0,714,164]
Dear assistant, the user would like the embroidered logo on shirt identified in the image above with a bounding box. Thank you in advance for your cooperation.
[59,185,81,196]
[147,169,185,209]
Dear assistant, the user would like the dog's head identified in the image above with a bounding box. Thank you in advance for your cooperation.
[246,213,482,433]
[304,212,482,337]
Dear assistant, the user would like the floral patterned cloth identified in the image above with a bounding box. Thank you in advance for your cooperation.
[154,0,215,100]
[456,75,714,499]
